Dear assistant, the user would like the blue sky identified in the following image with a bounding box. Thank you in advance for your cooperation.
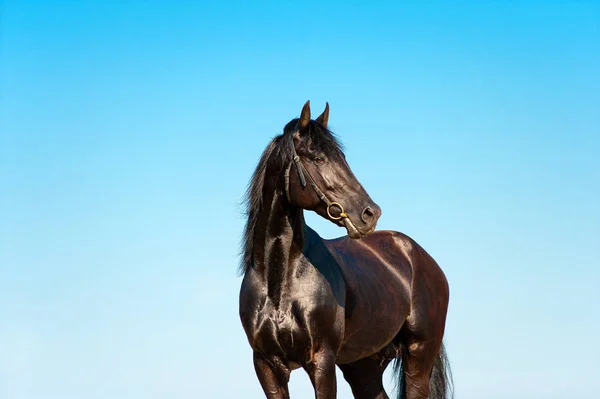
[1,1,599,398]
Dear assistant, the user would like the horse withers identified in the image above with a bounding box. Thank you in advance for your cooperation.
[239,101,452,399]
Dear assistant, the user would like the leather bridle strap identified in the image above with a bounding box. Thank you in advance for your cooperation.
[284,131,348,221]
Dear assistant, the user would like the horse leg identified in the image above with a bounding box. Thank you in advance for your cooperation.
[338,356,391,399]
[398,334,442,399]
[303,347,337,399]
[398,246,451,399]
[253,352,290,399]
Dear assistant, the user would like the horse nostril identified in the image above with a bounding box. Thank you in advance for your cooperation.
[361,207,374,224]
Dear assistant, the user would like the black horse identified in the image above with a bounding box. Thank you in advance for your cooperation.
[239,102,452,399]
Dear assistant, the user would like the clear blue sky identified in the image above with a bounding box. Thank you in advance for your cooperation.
[1,1,599,398]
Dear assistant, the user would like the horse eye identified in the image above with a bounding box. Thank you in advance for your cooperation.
[314,157,325,166]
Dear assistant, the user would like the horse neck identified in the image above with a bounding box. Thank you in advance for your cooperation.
[252,181,306,301]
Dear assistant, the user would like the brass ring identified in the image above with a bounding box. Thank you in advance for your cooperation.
[327,202,348,220]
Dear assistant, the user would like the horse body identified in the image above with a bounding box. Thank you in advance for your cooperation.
[326,228,450,363]
[239,102,452,398]
[325,229,414,364]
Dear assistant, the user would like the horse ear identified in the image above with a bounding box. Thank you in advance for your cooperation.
[315,102,329,128]
[298,100,311,131]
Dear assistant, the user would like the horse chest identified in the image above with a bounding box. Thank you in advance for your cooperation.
[247,297,310,363]
[241,271,342,365]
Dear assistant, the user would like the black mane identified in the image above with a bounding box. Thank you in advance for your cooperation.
[239,120,343,275]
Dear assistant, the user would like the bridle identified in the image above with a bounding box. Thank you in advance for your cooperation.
[283,130,348,221]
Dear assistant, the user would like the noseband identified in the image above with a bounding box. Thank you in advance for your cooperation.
[284,131,348,221]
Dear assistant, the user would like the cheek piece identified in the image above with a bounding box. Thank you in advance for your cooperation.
[283,130,348,221]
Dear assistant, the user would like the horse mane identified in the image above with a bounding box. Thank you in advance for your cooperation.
[239,119,343,275]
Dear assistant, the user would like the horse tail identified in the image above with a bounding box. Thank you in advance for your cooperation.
[393,341,453,399]
[392,347,407,399]
[428,342,453,399]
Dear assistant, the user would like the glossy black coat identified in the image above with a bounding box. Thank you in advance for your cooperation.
[239,102,452,399]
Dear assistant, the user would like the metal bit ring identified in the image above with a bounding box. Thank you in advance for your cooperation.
[327,202,348,220]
